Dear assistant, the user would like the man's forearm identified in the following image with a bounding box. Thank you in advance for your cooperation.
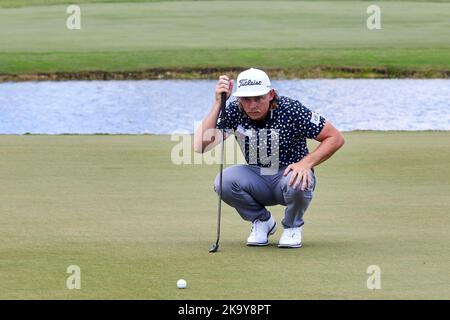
[302,135,344,167]
[193,102,221,153]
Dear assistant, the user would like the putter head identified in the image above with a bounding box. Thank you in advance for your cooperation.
[209,243,218,253]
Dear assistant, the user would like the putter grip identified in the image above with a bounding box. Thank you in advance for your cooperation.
[220,92,226,114]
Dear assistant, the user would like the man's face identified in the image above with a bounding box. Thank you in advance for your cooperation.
[239,90,275,121]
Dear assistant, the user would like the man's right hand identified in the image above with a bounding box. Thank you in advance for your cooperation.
[215,75,234,103]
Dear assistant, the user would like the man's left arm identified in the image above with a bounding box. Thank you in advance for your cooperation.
[284,121,345,191]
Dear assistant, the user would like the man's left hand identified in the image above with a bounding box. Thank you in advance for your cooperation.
[283,161,313,191]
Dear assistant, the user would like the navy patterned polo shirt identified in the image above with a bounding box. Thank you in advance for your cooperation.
[216,96,326,168]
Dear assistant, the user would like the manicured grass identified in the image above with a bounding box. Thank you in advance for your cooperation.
[0,0,226,8]
[1,48,449,75]
[0,132,449,299]
[1,0,450,8]
[0,1,449,77]
[2,1,449,51]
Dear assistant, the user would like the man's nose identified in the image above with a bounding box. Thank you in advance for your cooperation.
[249,99,259,108]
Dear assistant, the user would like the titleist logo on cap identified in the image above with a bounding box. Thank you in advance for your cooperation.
[238,79,263,88]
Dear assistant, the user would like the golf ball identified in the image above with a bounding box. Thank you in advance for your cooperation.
[177,279,187,289]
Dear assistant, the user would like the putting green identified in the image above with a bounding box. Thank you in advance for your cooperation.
[0,132,449,299]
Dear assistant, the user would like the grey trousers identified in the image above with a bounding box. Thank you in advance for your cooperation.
[214,164,315,228]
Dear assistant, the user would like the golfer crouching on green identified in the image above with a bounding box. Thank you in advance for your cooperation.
[194,68,344,248]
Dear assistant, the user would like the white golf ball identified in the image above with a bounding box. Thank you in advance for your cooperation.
[177,279,187,289]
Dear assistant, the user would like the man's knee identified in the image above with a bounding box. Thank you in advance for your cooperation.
[214,166,250,197]
[281,172,314,199]
[214,169,235,197]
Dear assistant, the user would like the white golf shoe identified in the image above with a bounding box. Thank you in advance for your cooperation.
[246,214,277,246]
[278,227,302,248]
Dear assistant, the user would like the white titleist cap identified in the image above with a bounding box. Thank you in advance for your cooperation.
[233,68,271,97]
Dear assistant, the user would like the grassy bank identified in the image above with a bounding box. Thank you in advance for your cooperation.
[1,48,449,80]
[0,1,449,79]
[0,132,449,299]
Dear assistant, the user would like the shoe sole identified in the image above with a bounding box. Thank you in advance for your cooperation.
[277,243,303,248]
[246,222,277,246]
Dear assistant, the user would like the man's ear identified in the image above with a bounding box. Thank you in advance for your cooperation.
[269,89,276,99]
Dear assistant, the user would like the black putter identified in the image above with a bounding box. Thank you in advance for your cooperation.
[209,92,227,253]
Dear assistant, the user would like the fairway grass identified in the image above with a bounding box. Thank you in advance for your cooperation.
[0,132,449,299]
[0,1,449,78]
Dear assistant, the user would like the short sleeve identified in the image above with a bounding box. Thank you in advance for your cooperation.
[294,101,326,139]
